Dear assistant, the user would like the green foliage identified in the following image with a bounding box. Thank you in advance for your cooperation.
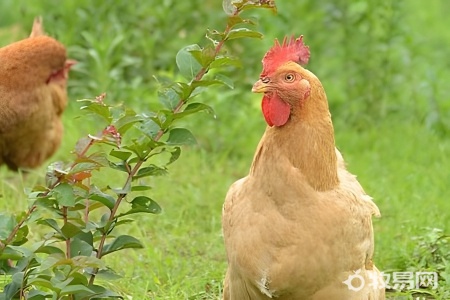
[409,228,450,298]
[0,0,449,299]
[384,228,450,299]
[0,0,276,298]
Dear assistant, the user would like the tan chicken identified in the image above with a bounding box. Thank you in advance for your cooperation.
[0,17,74,170]
[222,36,385,299]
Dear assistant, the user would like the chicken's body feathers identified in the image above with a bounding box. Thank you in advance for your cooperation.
[222,36,383,299]
[0,19,71,170]
[223,146,381,299]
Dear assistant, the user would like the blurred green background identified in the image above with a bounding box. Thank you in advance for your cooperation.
[1,0,449,298]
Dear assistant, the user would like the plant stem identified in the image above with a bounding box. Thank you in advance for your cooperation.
[88,159,144,285]
[154,9,239,141]
[62,206,71,259]
[88,7,241,286]
[0,205,36,252]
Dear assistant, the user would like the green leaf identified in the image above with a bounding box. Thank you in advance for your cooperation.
[88,151,112,166]
[234,0,277,13]
[134,165,168,180]
[70,235,94,257]
[33,196,59,213]
[0,213,17,240]
[226,28,263,40]
[60,284,95,296]
[173,103,215,120]
[176,44,203,80]
[206,29,224,44]
[188,76,234,93]
[26,282,53,294]
[114,114,144,134]
[227,15,257,28]
[108,161,129,173]
[37,219,63,236]
[76,284,123,299]
[171,82,193,100]
[214,74,234,89]
[60,222,81,239]
[12,225,29,246]
[88,187,116,210]
[190,79,225,89]
[69,161,101,175]
[132,196,162,213]
[27,289,52,300]
[189,49,204,66]
[209,56,242,69]
[79,100,112,123]
[124,139,157,159]
[222,0,237,15]
[2,272,23,299]
[108,180,131,195]
[189,46,215,67]
[117,196,162,218]
[68,272,90,286]
[167,128,197,145]
[158,87,180,110]
[159,110,175,128]
[38,256,60,272]
[53,183,76,207]
[71,255,105,269]
[86,151,108,166]
[168,147,181,165]
[115,218,134,227]
[88,214,110,233]
[11,271,24,284]
[95,269,122,281]
[227,15,244,27]
[109,149,132,161]
[35,245,65,255]
[101,235,144,256]
[0,246,25,260]
[131,185,152,192]
[138,119,161,139]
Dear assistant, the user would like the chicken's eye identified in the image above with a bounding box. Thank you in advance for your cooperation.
[284,73,295,82]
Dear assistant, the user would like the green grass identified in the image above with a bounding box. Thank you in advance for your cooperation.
[1,0,450,299]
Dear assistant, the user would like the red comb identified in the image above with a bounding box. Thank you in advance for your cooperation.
[261,35,310,76]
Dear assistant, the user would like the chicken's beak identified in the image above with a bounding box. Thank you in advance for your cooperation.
[65,59,77,70]
[252,79,268,93]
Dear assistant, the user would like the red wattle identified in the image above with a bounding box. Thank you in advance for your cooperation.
[261,94,290,127]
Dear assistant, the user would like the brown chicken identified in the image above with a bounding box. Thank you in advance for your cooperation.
[222,36,385,299]
[0,17,74,170]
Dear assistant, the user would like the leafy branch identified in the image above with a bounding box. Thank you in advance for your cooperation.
[0,0,277,298]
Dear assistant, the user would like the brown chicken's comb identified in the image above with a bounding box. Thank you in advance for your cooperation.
[261,35,310,76]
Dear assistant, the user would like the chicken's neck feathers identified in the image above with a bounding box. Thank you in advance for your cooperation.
[250,87,339,191]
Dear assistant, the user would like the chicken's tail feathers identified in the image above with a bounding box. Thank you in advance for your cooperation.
[29,16,45,38]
